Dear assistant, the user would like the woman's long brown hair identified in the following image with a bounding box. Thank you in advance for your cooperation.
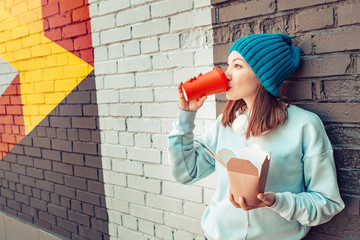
[221,84,291,138]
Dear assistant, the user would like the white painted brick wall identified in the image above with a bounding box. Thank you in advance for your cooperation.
[154,87,179,102]
[106,198,129,213]
[99,118,125,131]
[163,182,202,203]
[146,193,182,213]
[127,119,161,133]
[128,175,161,194]
[117,56,152,74]
[136,71,173,87]
[101,27,131,44]
[127,147,161,163]
[138,219,154,235]
[171,8,213,31]
[101,144,126,159]
[103,171,127,186]
[94,46,107,61]
[109,104,141,117]
[119,88,153,103]
[108,210,122,223]
[112,159,143,175]
[122,214,138,230]
[164,213,203,235]
[104,131,119,144]
[93,0,217,239]
[155,225,173,240]
[143,164,174,181]
[195,48,214,66]
[108,223,118,238]
[159,34,180,51]
[114,186,145,206]
[153,51,194,70]
[89,2,99,17]
[96,89,119,104]
[130,0,156,6]
[184,202,207,219]
[134,133,151,147]
[98,0,130,15]
[151,134,169,151]
[123,40,140,57]
[92,32,101,47]
[118,226,151,240]
[104,74,134,89]
[141,37,159,54]
[108,44,124,60]
[194,0,211,8]
[142,103,179,118]
[151,0,193,18]
[94,61,117,75]
[91,14,116,32]
[118,132,134,146]
[116,5,150,27]
[173,230,195,240]
[129,204,164,224]
[132,19,170,39]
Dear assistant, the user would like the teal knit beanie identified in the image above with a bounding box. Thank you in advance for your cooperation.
[229,33,300,97]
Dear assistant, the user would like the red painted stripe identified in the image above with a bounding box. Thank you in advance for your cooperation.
[0,75,26,160]
[41,0,94,66]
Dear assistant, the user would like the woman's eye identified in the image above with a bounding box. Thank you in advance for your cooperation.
[235,64,241,68]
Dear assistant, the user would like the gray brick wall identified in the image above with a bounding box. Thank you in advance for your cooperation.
[212,0,360,239]
[1,0,359,240]
[0,73,109,240]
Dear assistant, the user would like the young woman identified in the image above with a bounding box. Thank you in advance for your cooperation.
[168,33,344,240]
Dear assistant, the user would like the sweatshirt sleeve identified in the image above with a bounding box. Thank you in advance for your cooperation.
[269,114,345,226]
[168,109,221,185]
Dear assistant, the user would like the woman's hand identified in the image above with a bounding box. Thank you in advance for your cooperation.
[178,74,207,112]
[229,189,276,211]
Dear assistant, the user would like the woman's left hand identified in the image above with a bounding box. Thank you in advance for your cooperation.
[229,190,276,211]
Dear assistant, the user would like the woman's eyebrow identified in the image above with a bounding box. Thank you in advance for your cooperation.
[227,58,246,63]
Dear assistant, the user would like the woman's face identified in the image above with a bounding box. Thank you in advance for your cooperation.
[225,51,260,101]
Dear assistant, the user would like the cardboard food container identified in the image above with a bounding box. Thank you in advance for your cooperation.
[218,144,270,207]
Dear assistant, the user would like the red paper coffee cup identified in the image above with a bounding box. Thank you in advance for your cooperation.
[181,68,228,102]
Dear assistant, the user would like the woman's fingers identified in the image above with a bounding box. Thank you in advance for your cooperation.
[239,197,250,211]
[229,192,276,210]
[178,82,190,111]
[229,191,241,208]
[257,192,276,207]
[196,96,207,108]
[178,75,207,112]
[177,83,184,98]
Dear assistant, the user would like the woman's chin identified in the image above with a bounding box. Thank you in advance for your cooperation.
[226,91,235,100]
[226,91,242,101]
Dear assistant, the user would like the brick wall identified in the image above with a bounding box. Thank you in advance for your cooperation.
[0,0,109,239]
[91,0,219,239]
[1,0,359,240]
[213,0,360,239]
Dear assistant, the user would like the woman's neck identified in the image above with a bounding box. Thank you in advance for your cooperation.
[242,96,255,113]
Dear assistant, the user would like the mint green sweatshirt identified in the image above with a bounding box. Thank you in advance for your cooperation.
[168,105,344,240]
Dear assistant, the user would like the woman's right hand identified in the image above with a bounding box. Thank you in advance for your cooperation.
[178,75,207,112]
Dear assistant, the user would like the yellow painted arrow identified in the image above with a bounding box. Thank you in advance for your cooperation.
[0,2,93,134]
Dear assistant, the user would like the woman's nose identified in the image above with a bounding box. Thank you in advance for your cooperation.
[225,69,231,81]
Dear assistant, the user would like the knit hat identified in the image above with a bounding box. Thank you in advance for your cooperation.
[229,33,300,97]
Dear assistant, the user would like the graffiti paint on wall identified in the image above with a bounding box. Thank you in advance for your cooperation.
[0,0,94,159]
